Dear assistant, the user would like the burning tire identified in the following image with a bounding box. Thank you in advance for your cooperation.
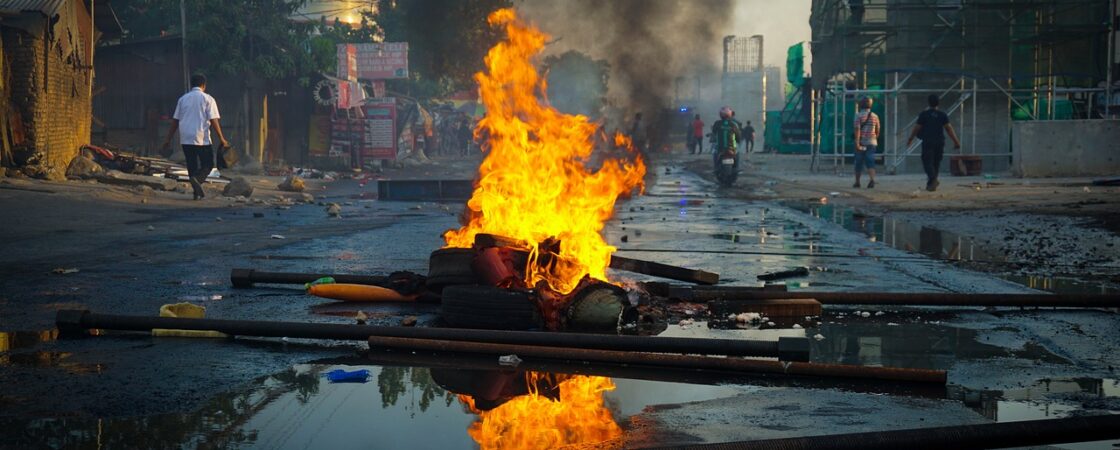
[566,282,628,331]
[427,248,479,293]
[440,285,542,330]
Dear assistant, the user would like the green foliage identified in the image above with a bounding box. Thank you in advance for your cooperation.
[112,0,378,82]
[372,0,511,98]
[112,0,510,97]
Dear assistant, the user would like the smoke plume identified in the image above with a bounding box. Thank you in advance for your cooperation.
[518,0,739,119]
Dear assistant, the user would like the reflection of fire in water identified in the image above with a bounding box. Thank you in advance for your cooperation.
[459,373,622,450]
[445,7,637,447]
[442,8,646,295]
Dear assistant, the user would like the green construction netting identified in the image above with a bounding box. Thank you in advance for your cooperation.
[787,43,805,88]
[764,111,782,151]
[818,90,885,154]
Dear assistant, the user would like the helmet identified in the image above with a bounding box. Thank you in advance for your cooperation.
[719,106,733,119]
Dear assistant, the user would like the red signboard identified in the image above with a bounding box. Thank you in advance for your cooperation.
[336,43,409,80]
[359,99,397,161]
[329,98,397,165]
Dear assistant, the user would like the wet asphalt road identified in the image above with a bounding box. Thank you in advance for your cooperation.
[1,156,1119,449]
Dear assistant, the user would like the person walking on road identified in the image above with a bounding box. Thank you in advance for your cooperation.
[907,94,962,192]
[688,114,704,154]
[629,112,646,151]
[742,120,756,153]
[852,97,879,189]
[162,74,230,200]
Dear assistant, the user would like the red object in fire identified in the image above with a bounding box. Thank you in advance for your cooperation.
[472,247,524,289]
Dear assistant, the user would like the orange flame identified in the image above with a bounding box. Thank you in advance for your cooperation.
[443,8,646,295]
[460,374,622,449]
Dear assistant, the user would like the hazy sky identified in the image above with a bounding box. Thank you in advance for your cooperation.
[730,0,812,68]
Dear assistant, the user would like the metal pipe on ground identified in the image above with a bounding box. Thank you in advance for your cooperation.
[643,414,1120,450]
[676,288,1120,308]
[54,310,805,360]
[230,268,388,288]
[365,336,946,384]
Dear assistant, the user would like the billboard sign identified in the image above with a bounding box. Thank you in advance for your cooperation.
[337,42,409,80]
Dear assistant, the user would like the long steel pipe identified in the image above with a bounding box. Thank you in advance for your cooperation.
[55,310,803,360]
[366,335,947,384]
[230,268,389,288]
[681,288,1120,308]
[646,414,1120,450]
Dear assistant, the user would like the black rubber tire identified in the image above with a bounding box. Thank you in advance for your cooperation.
[440,285,542,330]
[427,248,478,292]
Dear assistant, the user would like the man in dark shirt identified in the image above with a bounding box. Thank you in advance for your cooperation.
[907,94,962,191]
[742,121,756,153]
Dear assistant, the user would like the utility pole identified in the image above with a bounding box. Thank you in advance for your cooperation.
[180,0,188,91]
[1107,0,1116,118]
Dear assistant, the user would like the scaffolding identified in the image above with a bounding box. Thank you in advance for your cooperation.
[808,0,1116,174]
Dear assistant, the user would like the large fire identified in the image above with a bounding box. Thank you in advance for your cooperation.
[443,8,646,295]
[460,373,622,450]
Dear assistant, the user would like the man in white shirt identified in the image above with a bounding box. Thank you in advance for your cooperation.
[162,74,230,200]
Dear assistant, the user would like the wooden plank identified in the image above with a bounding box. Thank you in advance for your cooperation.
[609,255,719,285]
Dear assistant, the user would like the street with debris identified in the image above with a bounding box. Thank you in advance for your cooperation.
[2,0,1120,449]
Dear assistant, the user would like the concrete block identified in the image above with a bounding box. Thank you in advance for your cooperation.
[1012,120,1120,177]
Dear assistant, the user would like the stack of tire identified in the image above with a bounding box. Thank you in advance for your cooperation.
[427,248,541,330]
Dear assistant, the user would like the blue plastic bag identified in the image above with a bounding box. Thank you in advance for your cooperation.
[325,369,371,383]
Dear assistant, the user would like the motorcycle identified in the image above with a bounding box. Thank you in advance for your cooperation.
[714,146,739,186]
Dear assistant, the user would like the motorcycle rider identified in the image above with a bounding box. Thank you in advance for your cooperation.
[710,106,742,170]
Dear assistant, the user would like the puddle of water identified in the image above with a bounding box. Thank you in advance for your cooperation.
[952,378,1120,449]
[176,295,224,302]
[789,201,1117,294]
[807,317,1073,370]
[0,362,745,449]
[0,330,58,352]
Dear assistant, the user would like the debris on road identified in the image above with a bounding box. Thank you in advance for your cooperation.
[51,267,80,275]
[270,234,285,240]
[95,170,179,191]
[325,369,371,383]
[222,177,254,197]
[757,266,810,281]
[152,303,227,338]
[278,175,306,192]
[65,155,104,179]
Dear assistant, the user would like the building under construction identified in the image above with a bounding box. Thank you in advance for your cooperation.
[807,0,1117,176]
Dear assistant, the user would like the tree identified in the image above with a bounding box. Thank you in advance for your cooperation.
[371,0,511,98]
[112,0,379,85]
[111,0,510,95]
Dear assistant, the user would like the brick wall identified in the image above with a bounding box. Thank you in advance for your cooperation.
[3,8,92,172]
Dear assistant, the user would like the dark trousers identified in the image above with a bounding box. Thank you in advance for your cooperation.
[920,140,944,185]
[183,144,214,193]
[689,135,703,153]
[745,138,754,153]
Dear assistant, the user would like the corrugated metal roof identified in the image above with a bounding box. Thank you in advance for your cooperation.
[0,0,70,16]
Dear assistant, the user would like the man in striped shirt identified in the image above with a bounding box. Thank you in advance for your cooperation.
[852,97,879,188]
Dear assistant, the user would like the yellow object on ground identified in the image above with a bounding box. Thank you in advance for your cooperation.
[152,302,228,338]
[308,283,417,302]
